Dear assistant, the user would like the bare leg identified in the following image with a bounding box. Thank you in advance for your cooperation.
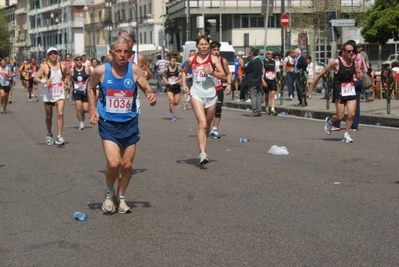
[44,103,53,134]
[55,100,65,136]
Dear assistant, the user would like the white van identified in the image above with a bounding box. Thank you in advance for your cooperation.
[181,41,198,64]
[219,42,236,77]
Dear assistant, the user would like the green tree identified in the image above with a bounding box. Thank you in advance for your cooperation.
[0,15,11,58]
[361,0,399,45]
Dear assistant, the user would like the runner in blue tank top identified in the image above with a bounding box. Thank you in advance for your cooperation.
[88,36,156,214]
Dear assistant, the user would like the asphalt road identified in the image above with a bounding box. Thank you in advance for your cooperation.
[1,82,399,266]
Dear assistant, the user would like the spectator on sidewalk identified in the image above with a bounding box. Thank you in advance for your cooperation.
[244,48,266,117]
[155,55,168,94]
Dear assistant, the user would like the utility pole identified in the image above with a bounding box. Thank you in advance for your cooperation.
[281,0,285,56]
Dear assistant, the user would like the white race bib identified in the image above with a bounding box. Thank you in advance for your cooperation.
[265,71,276,80]
[73,80,87,91]
[48,82,64,99]
[168,76,179,85]
[105,89,133,113]
[31,72,37,77]
[341,82,355,97]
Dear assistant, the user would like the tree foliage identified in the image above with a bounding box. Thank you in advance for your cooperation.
[361,0,399,44]
[0,15,11,58]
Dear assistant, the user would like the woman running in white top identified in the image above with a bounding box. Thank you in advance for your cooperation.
[181,35,226,165]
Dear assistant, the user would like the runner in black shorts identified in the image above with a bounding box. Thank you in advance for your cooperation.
[71,54,91,130]
[262,50,279,116]
[162,54,181,121]
[311,40,361,143]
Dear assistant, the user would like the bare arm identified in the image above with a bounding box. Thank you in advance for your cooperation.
[211,55,226,80]
[138,53,153,80]
[222,58,232,95]
[162,67,169,85]
[33,65,47,84]
[88,65,104,124]
[313,59,339,85]
[133,64,156,106]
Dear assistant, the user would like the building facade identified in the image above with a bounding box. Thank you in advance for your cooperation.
[166,0,374,62]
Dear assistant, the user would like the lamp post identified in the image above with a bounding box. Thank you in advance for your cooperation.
[105,0,112,45]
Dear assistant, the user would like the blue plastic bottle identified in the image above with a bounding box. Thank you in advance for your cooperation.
[74,212,88,221]
[239,138,250,143]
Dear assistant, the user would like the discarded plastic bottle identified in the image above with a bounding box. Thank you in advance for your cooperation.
[279,112,288,115]
[239,138,250,143]
[74,212,88,221]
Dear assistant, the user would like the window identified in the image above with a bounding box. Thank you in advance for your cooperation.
[144,5,147,15]
[140,32,142,44]
[241,15,274,28]
[148,3,152,14]
[139,6,142,19]
[242,17,249,28]
[144,32,147,43]
[150,31,153,43]
[129,9,133,20]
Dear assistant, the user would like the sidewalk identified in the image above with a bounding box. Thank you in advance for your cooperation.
[147,79,399,128]
[224,93,399,128]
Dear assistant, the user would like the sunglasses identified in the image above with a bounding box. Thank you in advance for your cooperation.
[267,53,273,55]
[75,58,82,61]
[346,50,354,53]
[48,51,58,55]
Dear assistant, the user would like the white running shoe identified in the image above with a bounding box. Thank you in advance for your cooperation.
[342,134,354,143]
[210,129,221,139]
[0,107,4,114]
[289,95,293,100]
[199,153,209,165]
[46,134,53,146]
[55,135,65,145]
[245,99,251,103]
[115,196,131,214]
[324,117,332,135]
[102,193,116,213]
[79,121,85,130]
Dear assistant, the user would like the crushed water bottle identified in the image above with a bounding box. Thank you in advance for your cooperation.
[268,145,289,155]
[279,112,288,115]
[238,138,250,143]
[74,212,88,221]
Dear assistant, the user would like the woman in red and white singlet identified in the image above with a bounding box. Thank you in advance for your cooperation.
[181,35,226,165]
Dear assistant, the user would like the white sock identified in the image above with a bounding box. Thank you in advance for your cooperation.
[212,127,217,131]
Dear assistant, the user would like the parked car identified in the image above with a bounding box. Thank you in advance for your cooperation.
[315,61,325,74]
[382,54,399,69]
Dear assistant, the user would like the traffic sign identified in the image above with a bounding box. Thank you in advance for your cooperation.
[281,13,289,28]
[330,19,355,27]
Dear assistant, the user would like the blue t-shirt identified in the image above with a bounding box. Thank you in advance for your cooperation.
[98,62,138,122]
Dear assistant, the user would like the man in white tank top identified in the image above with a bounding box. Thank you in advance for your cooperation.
[34,47,67,146]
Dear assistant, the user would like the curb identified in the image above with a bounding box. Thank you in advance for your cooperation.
[224,101,399,128]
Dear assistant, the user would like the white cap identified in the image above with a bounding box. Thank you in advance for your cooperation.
[237,51,244,56]
[47,47,57,54]
[80,52,87,56]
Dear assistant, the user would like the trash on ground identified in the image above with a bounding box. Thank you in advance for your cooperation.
[238,138,250,143]
[74,212,88,221]
[268,145,289,155]
[279,112,288,115]
[333,182,341,185]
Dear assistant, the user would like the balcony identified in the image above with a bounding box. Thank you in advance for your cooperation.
[85,22,104,31]
[15,7,27,15]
